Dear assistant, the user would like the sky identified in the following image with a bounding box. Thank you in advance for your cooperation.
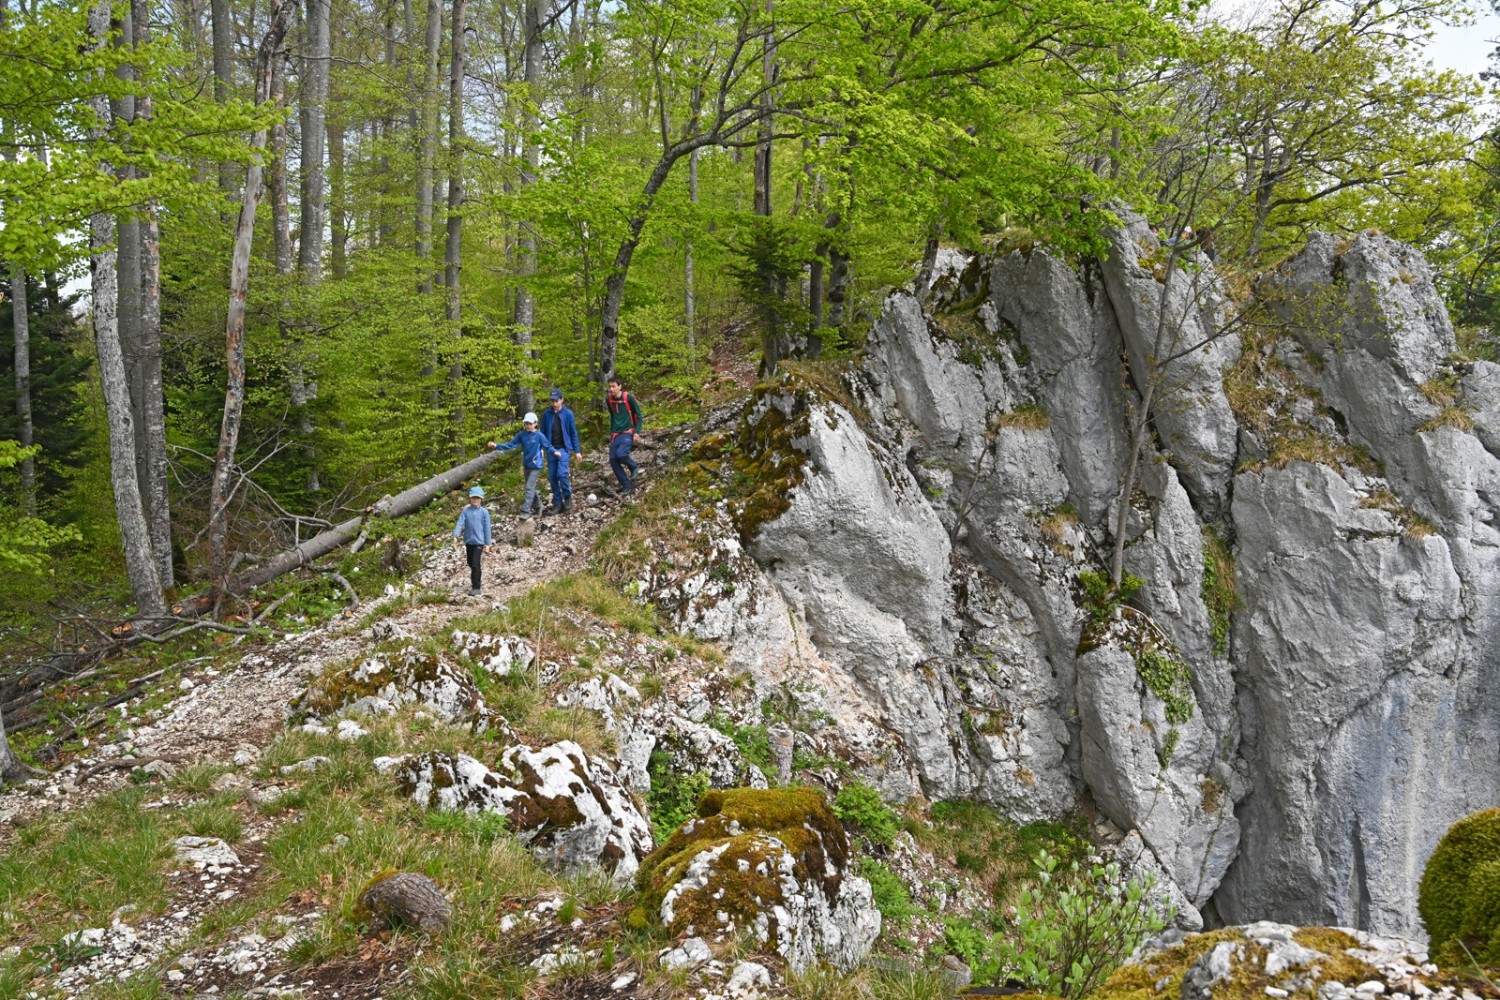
[1212,0,1499,78]
[1430,11,1500,77]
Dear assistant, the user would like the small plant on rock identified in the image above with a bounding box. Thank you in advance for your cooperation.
[833,781,901,848]
[994,849,1169,1000]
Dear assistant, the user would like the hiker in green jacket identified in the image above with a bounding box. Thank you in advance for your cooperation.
[606,377,644,494]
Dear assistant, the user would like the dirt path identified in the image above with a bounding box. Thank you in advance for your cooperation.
[0,450,654,833]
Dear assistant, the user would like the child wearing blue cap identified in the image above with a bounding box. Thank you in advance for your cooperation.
[452,485,492,595]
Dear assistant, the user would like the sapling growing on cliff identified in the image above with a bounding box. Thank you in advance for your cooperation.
[996,849,1169,1000]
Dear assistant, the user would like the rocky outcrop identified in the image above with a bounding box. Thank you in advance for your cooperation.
[291,646,489,729]
[636,788,880,972]
[725,223,1500,938]
[389,742,653,885]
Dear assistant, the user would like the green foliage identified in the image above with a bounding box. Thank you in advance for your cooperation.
[1137,646,1195,727]
[645,750,710,844]
[832,782,901,848]
[944,915,1003,983]
[0,441,81,574]
[1078,570,1143,627]
[1201,529,1236,658]
[859,858,916,923]
[1420,808,1500,969]
[0,281,90,497]
[993,850,1169,999]
[708,713,774,772]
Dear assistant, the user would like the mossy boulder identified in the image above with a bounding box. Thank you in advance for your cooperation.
[291,646,490,729]
[634,787,879,971]
[1419,806,1500,967]
[1093,925,1382,1000]
[391,742,653,886]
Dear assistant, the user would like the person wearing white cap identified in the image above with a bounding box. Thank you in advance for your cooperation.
[488,412,549,518]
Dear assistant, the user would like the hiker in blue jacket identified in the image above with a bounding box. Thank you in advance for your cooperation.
[452,486,492,595]
[488,412,548,518]
[538,388,582,516]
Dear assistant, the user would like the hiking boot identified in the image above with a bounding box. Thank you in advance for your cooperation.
[542,504,560,517]
[468,586,481,596]
[517,502,532,516]
[560,498,573,515]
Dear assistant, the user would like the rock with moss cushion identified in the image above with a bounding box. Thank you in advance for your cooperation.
[393,742,652,885]
[291,646,490,729]
[1417,807,1500,967]
[635,787,880,972]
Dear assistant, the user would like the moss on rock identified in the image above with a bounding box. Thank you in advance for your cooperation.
[635,786,850,942]
[1420,807,1500,967]
[1092,927,1382,1000]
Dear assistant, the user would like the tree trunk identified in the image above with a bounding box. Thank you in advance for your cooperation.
[210,0,235,196]
[8,265,35,515]
[113,7,144,502]
[0,703,24,784]
[685,147,698,361]
[232,448,501,591]
[87,0,165,619]
[417,0,441,293]
[269,43,292,275]
[299,0,330,278]
[134,0,174,588]
[208,0,296,591]
[511,0,545,418]
[328,116,347,278]
[293,0,330,493]
[444,0,466,451]
[826,241,849,329]
[599,149,692,385]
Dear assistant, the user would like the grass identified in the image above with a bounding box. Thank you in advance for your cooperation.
[995,402,1050,431]
[1361,489,1437,538]
[1420,371,1462,407]
[1252,425,1381,476]
[0,787,174,959]
[905,800,1090,908]
[1201,528,1236,657]
[1418,406,1475,433]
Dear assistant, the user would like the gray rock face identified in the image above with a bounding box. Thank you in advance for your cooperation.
[1099,210,1240,516]
[735,225,1500,938]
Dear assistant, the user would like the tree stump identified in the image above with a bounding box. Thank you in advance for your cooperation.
[359,872,451,933]
[381,536,408,575]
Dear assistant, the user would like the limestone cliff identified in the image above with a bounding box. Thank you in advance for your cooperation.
[689,220,1500,937]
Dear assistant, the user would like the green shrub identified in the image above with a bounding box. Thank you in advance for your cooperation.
[833,782,901,848]
[982,849,1167,1000]
[645,750,710,844]
[942,916,1001,983]
[707,712,773,771]
[859,858,915,922]
[1419,807,1500,968]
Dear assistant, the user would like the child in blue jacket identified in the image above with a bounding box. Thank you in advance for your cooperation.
[452,485,492,595]
[489,412,548,517]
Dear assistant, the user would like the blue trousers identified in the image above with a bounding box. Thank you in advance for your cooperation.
[547,451,572,502]
[609,433,637,489]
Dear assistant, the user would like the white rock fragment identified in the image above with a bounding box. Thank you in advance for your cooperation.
[173,836,241,868]
[280,756,330,775]
[660,936,713,970]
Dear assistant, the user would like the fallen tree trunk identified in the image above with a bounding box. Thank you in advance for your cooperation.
[231,448,501,591]
[0,449,499,707]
